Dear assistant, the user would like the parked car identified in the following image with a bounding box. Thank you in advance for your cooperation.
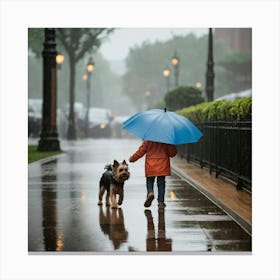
[216,89,252,101]
[28,99,42,137]
[28,98,71,139]
[111,115,132,138]
[87,107,113,138]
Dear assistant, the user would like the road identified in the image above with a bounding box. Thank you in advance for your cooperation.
[28,139,251,253]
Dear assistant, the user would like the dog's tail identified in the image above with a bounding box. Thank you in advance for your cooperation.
[104,164,113,171]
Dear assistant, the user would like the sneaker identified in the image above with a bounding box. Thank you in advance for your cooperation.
[144,192,154,207]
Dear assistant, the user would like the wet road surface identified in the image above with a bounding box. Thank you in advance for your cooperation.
[28,139,251,253]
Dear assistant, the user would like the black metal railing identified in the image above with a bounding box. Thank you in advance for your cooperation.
[177,120,252,191]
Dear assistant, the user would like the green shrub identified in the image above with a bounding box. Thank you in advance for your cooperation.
[164,86,205,111]
[178,97,252,122]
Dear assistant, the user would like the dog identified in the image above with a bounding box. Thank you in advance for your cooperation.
[98,160,130,209]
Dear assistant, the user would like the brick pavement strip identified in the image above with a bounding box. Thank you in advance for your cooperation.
[171,156,252,235]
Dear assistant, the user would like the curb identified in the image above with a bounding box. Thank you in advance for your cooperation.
[171,165,252,236]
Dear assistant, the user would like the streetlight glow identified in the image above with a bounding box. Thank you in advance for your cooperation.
[171,57,179,66]
[56,53,64,65]
[162,67,171,92]
[87,57,95,73]
[162,68,171,77]
[145,90,151,97]
[87,64,95,73]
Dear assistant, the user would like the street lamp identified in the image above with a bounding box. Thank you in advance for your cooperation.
[205,28,215,102]
[85,57,95,137]
[195,82,204,98]
[56,53,64,69]
[171,51,180,88]
[195,82,202,89]
[162,67,171,92]
[87,58,95,73]
[38,28,60,151]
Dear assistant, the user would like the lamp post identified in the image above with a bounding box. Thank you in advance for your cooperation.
[205,28,215,102]
[145,90,151,109]
[171,51,180,88]
[38,28,60,151]
[162,67,171,92]
[82,74,88,81]
[85,57,95,137]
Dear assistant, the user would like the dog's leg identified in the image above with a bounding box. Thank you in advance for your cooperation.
[98,185,106,205]
[110,187,118,209]
[105,190,111,206]
[118,189,124,205]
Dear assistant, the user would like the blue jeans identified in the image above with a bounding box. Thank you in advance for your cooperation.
[146,176,165,203]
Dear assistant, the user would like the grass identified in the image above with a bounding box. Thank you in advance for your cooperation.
[28,146,63,164]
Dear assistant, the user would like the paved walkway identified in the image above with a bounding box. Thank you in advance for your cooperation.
[171,156,252,234]
[28,139,251,252]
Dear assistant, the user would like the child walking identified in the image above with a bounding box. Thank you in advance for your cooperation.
[129,140,177,209]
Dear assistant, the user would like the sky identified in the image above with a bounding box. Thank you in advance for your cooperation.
[99,28,208,61]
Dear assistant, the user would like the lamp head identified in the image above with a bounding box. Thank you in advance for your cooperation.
[56,53,64,65]
[171,51,179,66]
[87,57,95,73]
[162,67,171,77]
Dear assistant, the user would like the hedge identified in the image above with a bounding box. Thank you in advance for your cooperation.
[177,97,252,123]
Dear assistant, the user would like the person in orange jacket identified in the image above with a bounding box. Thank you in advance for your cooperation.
[129,140,177,209]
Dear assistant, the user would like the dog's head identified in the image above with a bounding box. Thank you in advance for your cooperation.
[112,160,130,183]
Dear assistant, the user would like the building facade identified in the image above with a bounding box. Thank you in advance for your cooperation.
[215,28,252,53]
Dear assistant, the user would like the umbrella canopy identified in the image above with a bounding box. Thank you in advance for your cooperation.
[122,108,203,145]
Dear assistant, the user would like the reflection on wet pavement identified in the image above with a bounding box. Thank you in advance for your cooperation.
[99,207,128,250]
[145,210,172,252]
[28,139,251,253]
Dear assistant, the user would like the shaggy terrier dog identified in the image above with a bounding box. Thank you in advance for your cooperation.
[98,160,130,209]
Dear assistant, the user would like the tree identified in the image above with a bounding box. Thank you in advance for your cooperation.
[56,28,114,139]
[28,28,114,139]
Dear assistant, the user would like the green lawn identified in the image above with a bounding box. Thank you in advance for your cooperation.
[28,146,63,163]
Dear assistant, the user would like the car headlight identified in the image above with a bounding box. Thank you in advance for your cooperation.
[99,123,106,129]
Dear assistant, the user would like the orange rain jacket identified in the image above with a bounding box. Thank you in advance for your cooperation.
[129,140,177,177]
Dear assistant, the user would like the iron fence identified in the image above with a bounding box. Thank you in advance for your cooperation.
[177,121,252,191]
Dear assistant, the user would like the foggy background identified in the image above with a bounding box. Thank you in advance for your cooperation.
[28,28,252,116]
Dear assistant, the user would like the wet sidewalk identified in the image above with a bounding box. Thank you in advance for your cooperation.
[171,156,252,234]
[28,139,251,253]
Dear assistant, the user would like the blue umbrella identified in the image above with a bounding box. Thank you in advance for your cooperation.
[122,108,203,145]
